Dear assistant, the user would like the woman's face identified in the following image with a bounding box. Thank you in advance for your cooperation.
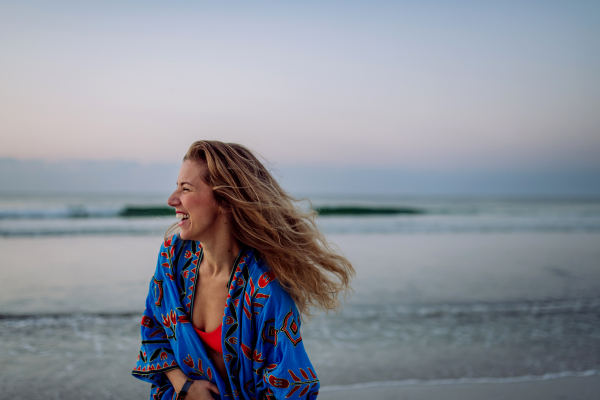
[167,160,222,241]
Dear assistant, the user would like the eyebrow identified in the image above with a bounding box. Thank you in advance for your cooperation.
[176,181,195,187]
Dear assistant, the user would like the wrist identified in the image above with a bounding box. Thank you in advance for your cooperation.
[176,378,194,400]
[173,377,186,394]
[165,368,188,394]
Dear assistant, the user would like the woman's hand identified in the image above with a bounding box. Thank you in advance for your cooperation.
[185,380,220,400]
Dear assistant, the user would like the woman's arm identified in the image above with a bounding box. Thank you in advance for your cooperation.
[132,237,183,395]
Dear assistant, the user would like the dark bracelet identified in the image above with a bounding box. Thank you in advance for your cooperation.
[176,378,194,400]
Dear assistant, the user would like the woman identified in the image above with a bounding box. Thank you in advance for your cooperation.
[132,141,354,400]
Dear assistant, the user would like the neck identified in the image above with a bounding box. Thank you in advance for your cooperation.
[197,219,242,278]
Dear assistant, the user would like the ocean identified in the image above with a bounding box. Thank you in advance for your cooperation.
[1,193,599,399]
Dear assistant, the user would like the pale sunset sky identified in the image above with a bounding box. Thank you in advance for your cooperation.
[0,0,599,194]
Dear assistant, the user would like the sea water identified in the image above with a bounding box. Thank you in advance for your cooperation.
[0,194,599,399]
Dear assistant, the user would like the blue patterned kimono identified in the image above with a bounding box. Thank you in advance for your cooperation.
[132,234,320,400]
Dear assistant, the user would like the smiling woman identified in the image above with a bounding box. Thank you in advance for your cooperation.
[132,140,354,400]
[168,160,223,241]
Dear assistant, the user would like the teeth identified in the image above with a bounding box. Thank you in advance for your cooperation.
[177,214,190,219]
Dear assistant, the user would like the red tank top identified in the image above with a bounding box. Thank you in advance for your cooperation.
[194,324,223,354]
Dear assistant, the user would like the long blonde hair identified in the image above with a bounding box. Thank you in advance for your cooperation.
[168,140,354,318]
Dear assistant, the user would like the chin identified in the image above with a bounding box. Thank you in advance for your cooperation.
[178,229,200,242]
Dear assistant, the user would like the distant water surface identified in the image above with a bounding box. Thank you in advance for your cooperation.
[1,193,600,236]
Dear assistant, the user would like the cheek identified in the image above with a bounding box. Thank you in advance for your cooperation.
[185,197,203,211]
[187,195,219,221]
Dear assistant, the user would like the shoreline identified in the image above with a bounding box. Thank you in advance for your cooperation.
[319,373,600,400]
[320,369,600,391]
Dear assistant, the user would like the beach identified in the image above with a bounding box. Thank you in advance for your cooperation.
[3,0,599,396]
[320,374,600,400]
[1,194,599,399]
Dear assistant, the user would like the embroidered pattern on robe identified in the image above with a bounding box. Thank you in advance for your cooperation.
[132,234,320,400]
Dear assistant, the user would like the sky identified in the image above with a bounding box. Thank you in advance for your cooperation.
[0,0,599,194]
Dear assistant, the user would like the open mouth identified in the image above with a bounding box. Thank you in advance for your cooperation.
[177,213,190,226]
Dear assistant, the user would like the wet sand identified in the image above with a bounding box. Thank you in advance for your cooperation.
[319,374,600,400]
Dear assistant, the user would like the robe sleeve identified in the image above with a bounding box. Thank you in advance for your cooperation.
[131,239,179,399]
[257,287,320,400]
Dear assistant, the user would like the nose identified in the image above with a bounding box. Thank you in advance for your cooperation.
[167,190,181,208]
